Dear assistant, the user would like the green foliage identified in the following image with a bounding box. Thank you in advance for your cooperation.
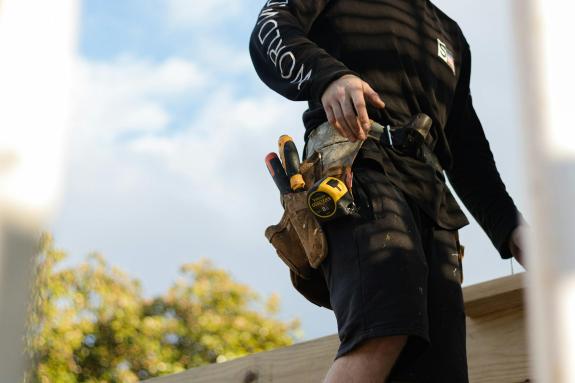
[26,234,300,382]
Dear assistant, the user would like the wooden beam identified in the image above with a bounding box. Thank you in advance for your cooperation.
[147,274,528,382]
[466,305,529,382]
[146,335,339,383]
[463,273,524,318]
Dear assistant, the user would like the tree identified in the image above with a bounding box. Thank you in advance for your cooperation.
[26,234,300,382]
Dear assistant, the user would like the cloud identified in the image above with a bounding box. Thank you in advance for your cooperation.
[188,40,254,75]
[74,56,206,141]
[166,0,243,27]
[68,49,306,240]
[127,87,304,214]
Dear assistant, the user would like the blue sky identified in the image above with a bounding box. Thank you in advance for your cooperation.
[52,0,528,341]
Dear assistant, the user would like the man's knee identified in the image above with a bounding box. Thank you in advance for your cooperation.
[324,336,408,383]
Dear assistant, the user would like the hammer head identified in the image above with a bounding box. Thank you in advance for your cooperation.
[405,113,433,139]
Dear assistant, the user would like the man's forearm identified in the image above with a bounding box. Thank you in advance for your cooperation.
[249,0,355,102]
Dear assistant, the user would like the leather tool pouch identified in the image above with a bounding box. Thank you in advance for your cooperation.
[264,151,333,308]
[264,192,330,310]
[265,123,364,309]
[264,191,328,279]
[264,202,313,280]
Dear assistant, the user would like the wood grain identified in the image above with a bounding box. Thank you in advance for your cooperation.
[464,273,525,318]
[467,307,530,383]
[145,335,339,383]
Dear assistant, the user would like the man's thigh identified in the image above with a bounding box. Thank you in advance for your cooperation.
[391,219,468,382]
[320,164,430,362]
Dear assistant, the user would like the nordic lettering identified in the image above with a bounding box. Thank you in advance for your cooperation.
[257,9,278,24]
[291,64,313,89]
[266,0,289,6]
[256,0,312,91]
[279,52,296,79]
[267,35,286,66]
[258,19,278,45]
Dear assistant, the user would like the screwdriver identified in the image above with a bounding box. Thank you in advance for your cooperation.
[265,152,291,195]
[278,135,305,192]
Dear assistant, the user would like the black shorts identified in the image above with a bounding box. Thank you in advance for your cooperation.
[319,161,468,382]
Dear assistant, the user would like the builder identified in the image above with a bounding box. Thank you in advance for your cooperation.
[250,1,525,382]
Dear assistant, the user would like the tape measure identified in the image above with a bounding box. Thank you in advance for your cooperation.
[307,176,356,221]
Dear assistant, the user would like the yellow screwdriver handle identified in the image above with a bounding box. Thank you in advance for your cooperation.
[278,134,305,191]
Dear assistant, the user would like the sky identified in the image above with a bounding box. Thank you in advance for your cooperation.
[50,0,529,342]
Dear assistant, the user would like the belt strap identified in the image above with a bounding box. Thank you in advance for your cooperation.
[305,113,442,176]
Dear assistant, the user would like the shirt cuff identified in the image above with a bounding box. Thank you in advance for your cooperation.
[493,209,524,259]
[310,68,359,103]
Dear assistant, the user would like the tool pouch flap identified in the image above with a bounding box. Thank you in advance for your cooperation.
[283,192,328,269]
[265,208,312,280]
[265,191,328,280]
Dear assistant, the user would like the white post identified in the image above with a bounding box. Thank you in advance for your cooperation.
[513,1,575,382]
[0,1,78,381]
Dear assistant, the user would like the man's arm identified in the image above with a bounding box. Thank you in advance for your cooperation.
[249,1,385,141]
[249,0,354,102]
[445,43,525,261]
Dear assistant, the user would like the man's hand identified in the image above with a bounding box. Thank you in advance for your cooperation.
[509,225,528,267]
[321,74,386,142]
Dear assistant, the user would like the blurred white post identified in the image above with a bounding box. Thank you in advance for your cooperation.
[0,0,78,381]
[513,1,575,382]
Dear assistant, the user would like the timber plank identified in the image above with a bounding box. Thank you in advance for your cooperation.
[467,307,530,383]
[464,273,525,318]
[145,335,339,383]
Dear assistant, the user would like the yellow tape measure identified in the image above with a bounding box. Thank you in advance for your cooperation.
[307,177,355,220]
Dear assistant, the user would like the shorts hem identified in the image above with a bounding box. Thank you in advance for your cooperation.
[335,324,429,360]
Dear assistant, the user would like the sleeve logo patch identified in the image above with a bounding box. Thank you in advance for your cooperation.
[437,38,456,75]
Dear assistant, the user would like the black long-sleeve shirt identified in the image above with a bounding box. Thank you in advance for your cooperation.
[249,0,522,259]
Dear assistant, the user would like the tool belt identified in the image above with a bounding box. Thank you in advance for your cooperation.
[265,114,434,309]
